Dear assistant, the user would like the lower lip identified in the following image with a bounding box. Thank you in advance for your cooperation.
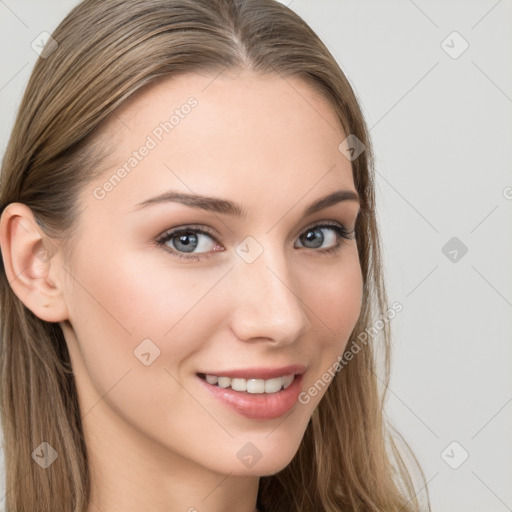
[197,374,304,420]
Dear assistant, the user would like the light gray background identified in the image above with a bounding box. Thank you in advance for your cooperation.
[1,1,511,511]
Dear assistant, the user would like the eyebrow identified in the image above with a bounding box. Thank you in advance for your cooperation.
[131,189,360,219]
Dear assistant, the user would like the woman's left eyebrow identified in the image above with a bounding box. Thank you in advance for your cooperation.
[129,189,360,218]
[302,189,360,216]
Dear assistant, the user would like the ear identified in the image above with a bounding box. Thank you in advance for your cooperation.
[0,203,69,322]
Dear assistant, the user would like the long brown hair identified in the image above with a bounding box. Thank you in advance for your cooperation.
[0,1,430,510]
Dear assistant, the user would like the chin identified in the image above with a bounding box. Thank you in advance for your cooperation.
[221,434,305,477]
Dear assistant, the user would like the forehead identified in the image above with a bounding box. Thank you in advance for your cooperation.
[82,70,355,216]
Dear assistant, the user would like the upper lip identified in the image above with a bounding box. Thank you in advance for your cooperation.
[197,364,306,380]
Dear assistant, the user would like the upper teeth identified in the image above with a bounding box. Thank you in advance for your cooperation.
[205,374,294,393]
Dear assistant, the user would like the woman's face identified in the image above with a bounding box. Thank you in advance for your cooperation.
[59,70,363,478]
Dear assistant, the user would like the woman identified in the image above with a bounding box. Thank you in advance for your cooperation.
[0,0,430,511]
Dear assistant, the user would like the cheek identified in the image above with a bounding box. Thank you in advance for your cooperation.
[294,252,362,409]
[304,250,363,342]
[64,245,227,379]
[300,253,363,400]
[63,246,229,438]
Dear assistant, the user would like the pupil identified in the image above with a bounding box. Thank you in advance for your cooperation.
[175,232,197,253]
[304,229,323,248]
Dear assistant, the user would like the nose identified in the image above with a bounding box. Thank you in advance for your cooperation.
[228,242,311,346]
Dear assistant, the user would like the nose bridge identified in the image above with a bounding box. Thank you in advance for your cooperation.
[229,236,311,344]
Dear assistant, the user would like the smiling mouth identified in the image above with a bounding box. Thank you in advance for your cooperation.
[197,373,295,394]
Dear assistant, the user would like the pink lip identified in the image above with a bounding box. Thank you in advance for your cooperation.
[196,364,306,380]
[197,372,305,420]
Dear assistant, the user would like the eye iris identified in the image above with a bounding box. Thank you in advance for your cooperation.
[303,228,324,248]
[174,232,198,253]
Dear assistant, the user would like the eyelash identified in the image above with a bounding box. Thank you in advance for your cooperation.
[155,220,355,262]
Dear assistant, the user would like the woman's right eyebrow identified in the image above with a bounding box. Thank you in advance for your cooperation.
[129,189,360,219]
[130,190,247,218]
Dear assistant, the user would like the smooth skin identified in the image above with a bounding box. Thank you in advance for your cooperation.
[0,70,363,512]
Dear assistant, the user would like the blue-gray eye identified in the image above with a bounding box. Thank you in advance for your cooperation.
[156,221,354,261]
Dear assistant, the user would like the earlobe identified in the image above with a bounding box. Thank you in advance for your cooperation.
[0,203,69,323]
